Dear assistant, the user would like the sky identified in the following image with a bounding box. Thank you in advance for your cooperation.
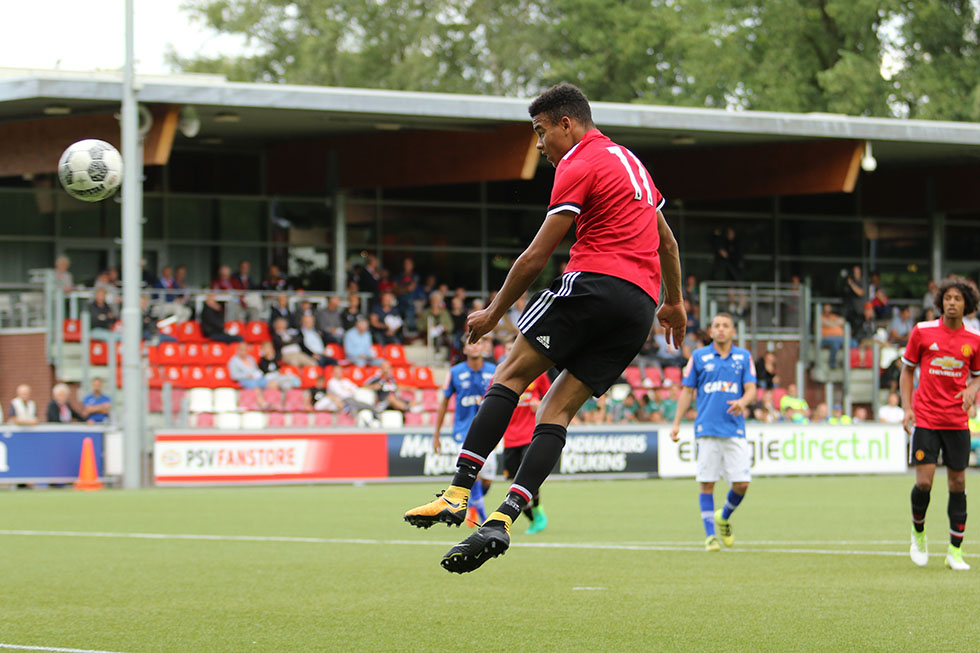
[0,0,247,75]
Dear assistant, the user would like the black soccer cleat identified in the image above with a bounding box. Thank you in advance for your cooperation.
[440,518,511,574]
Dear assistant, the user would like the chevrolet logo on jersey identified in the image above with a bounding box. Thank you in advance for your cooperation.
[931,356,964,371]
[703,380,739,394]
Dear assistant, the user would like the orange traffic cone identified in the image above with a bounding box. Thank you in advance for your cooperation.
[75,436,103,491]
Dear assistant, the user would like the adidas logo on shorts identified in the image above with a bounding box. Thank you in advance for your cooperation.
[537,335,551,349]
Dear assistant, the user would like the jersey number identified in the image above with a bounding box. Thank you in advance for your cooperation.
[606,146,654,206]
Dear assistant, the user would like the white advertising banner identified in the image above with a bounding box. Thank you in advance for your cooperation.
[658,423,908,478]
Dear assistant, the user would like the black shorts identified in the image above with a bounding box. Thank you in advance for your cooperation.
[503,444,530,480]
[518,271,657,396]
[909,427,970,470]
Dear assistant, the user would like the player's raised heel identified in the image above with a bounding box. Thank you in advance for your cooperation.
[714,509,733,547]
[403,487,469,529]
[909,530,928,567]
[945,544,970,571]
[441,512,512,573]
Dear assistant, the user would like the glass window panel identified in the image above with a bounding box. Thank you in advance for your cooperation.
[779,193,855,216]
[945,219,980,261]
[682,216,774,258]
[57,193,118,238]
[383,183,479,202]
[142,197,164,240]
[219,199,265,241]
[167,197,214,240]
[346,201,376,250]
[0,242,53,284]
[865,219,929,261]
[168,245,213,288]
[487,208,544,248]
[778,218,861,258]
[381,205,481,247]
[486,177,553,205]
[0,190,55,236]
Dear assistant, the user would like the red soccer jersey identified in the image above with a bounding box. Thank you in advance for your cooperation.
[503,374,552,448]
[548,129,664,301]
[902,319,980,429]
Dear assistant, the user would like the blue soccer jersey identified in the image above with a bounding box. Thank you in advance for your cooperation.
[682,343,756,438]
[444,360,496,441]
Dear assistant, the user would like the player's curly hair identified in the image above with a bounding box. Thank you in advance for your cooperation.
[934,275,980,316]
[528,83,594,126]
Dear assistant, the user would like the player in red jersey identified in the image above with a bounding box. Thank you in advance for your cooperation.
[901,276,980,570]
[404,82,686,573]
[501,345,553,534]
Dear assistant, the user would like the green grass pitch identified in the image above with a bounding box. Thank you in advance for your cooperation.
[0,474,977,652]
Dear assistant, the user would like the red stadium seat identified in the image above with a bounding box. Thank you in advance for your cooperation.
[336,412,356,427]
[238,388,263,412]
[314,412,334,427]
[299,366,321,388]
[202,342,234,366]
[63,319,81,342]
[207,365,234,388]
[225,320,245,338]
[194,413,215,428]
[284,389,307,412]
[644,367,663,388]
[182,365,208,388]
[421,389,440,412]
[279,365,301,385]
[772,387,788,407]
[392,365,411,385]
[146,344,160,365]
[162,365,184,388]
[371,344,383,359]
[624,366,642,387]
[263,388,283,410]
[344,365,370,386]
[89,341,108,366]
[158,321,177,340]
[325,343,345,362]
[249,343,263,360]
[176,321,205,343]
[243,321,270,343]
[183,342,206,365]
[404,411,425,426]
[383,344,409,366]
[148,388,163,413]
[664,366,683,386]
[267,412,286,427]
[289,412,310,427]
[147,365,163,389]
[411,366,439,389]
[157,342,182,365]
[863,348,874,369]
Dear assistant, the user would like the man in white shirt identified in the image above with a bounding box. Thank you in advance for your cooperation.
[878,392,905,424]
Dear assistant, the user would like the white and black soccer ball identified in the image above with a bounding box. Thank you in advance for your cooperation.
[58,139,123,202]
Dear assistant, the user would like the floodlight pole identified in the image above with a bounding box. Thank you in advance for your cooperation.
[120,0,143,489]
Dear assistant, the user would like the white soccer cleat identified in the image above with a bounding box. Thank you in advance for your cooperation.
[945,544,970,571]
[910,530,928,567]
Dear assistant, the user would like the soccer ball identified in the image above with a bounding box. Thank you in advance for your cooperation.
[58,139,123,202]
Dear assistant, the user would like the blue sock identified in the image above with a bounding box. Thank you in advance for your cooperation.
[699,493,715,537]
[722,489,745,520]
[470,480,486,522]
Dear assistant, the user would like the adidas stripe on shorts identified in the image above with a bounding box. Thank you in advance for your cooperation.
[518,271,656,396]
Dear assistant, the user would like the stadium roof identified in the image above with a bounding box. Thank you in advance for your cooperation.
[1,68,979,199]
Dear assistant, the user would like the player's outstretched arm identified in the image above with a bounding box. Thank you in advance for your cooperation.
[899,363,916,434]
[670,386,694,441]
[467,211,574,343]
[655,211,685,348]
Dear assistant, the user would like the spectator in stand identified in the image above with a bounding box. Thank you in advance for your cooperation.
[868,271,882,299]
[888,306,914,346]
[853,406,870,423]
[654,324,687,368]
[155,266,190,320]
[231,260,262,322]
[271,317,318,368]
[88,287,117,341]
[262,264,290,292]
[82,378,111,425]
[297,313,338,366]
[54,255,73,294]
[268,294,296,329]
[315,296,345,344]
[880,356,903,393]
[811,402,829,422]
[841,265,866,332]
[449,295,468,361]
[878,392,904,424]
[378,268,395,295]
[370,291,403,345]
[306,375,340,412]
[364,360,412,412]
[295,298,316,328]
[964,309,980,333]
[632,325,662,380]
[172,265,190,317]
[418,291,453,358]
[46,383,84,423]
[854,302,880,350]
[503,294,528,342]
[657,381,679,422]
[922,307,937,322]
[819,303,853,369]
[200,294,244,344]
[754,351,779,390]
[684,299,700,334]
[141,257,157,288]
[710,226,744,281]
[829,404,852,425]
[142,296,177,343]
[256,341,302,391]
[340,294,361,332]
[357,254,381,306]
[872,287,892,320]
[395,257,423,334]
[210,265,234,292]
[228,341,270,390]
[93,270,119,310]
[779,383,810,423]
[420,274,437,301]
[327,365,376,416]
[922,280,938,314]
[344,317,382,367]
[749,389,778,423]
[682,273,698,307]
[9,384,39,425]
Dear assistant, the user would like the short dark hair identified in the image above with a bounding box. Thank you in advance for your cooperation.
[935,276,980,315]
[528,83,593,126]
[711,312,735,326]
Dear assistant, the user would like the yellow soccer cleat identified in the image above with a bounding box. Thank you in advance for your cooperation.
[945,544,970,571]
[705,535,721,552]
[715,509,734,547]
[403,486,470,529]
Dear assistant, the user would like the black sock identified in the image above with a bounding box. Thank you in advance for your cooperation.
[451,384,520,490]
[949,491,967,548]
[911,485,930,533]
[522,506,535,522]
[495,424,567,522]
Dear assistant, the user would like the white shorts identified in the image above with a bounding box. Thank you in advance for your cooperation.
[695,436,752,484]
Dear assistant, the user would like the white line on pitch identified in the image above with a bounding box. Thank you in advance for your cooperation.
[0,644,128,653]
[0,529,970,558]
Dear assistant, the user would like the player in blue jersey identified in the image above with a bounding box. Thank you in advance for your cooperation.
[432,337,497,524]
[670,313,757,551]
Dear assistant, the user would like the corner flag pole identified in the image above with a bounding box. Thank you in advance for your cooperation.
[120,0,143,489]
